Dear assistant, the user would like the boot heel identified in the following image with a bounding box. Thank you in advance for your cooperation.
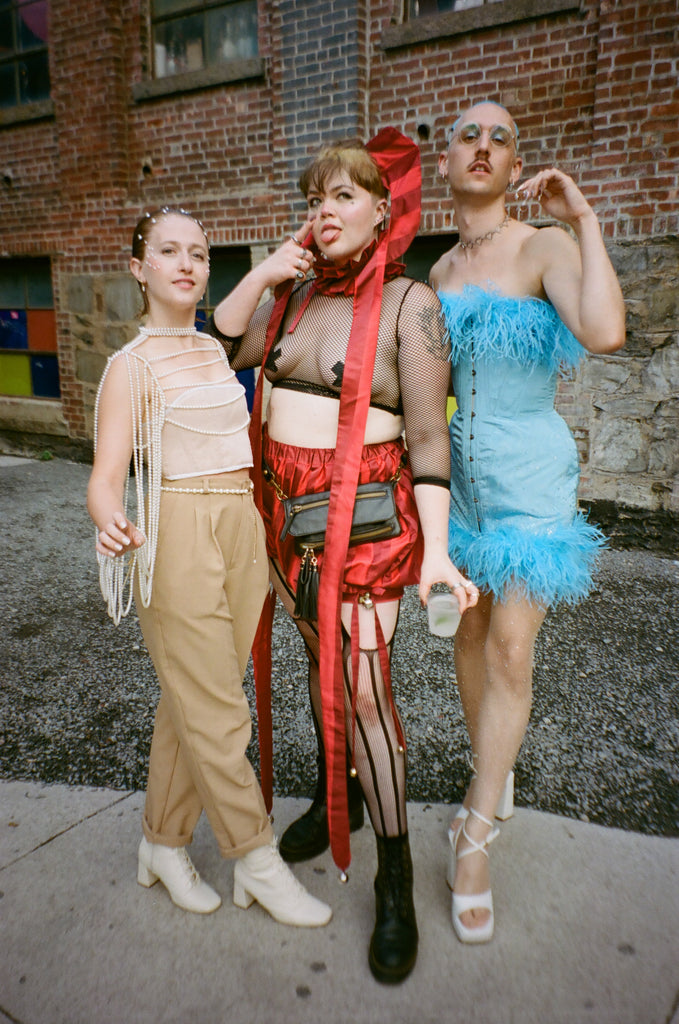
[495,771,514,821]
[137,861,158,888]
[233,878,255,910]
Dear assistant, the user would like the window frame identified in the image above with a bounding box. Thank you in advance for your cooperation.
[380,0,583,50]
[0,0,51,112]
[135,0,263,99]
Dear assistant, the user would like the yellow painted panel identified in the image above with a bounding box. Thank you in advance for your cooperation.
[0,352,32,396]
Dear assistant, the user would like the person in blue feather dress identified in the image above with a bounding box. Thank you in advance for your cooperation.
[430,101,625,944]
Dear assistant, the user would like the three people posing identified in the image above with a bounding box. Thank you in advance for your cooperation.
[88,101,624,972]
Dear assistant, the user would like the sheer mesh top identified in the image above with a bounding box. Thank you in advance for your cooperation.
[210,276,451,484]
[122,332,252,480]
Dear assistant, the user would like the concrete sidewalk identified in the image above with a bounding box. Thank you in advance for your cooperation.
[1,780,678,1024]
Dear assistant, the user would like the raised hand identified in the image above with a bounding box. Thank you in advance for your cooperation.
[518,168,593,227]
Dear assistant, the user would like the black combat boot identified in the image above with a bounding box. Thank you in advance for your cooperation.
[368,833,418,984]
[279,757,364,863]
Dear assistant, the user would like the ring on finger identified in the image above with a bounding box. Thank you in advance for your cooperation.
[288,233,303,247]
[452,583,465,591]
[296,270,305,279]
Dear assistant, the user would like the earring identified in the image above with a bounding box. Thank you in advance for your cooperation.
[506,180,517,194]
[140,282,147,293]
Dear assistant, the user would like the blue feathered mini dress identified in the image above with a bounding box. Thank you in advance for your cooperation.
[438,285,606,606]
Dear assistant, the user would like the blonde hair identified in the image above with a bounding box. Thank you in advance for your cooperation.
[299,139,387,199]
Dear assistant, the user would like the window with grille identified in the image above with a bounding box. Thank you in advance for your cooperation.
[0,259,59,399]
[0,0,50,109]
[151,0,258,79]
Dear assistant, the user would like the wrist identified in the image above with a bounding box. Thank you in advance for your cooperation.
[568,205,599,234]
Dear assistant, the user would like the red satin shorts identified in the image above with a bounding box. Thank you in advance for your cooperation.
[261,428,423,602]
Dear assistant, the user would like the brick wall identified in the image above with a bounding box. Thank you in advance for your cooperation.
[0,0,677,530]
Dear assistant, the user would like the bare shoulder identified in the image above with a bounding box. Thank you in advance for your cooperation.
[429,249,454,291]
[521,223,578,263]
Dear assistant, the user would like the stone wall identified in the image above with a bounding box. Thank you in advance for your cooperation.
[562,237,679,552]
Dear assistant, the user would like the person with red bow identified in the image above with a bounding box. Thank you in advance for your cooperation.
[209,130,477,983]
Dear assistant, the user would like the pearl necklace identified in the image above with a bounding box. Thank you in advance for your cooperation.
[139,325,199,337]
[458,212,510,251]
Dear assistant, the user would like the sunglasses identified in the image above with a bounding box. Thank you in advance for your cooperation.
[449,122,516,148]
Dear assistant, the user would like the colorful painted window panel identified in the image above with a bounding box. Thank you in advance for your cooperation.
[31,353,60,397]
[0,352,32,395]
[0,309,28,349]
[27,308,57,351]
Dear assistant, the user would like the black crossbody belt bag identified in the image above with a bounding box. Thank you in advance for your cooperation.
[263,460,404,557]
[280,480,401,555]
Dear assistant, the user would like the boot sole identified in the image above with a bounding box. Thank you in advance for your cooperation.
[368,945,418,985]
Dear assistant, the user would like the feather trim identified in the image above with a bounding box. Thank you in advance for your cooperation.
[438,285,586,372]
[448,512,607,606]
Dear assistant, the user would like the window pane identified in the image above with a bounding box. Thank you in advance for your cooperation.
[0,61,17,108]
[0,309,28,349]
[18,49,50,102]
[27,308,56,351]
[17,0,49,49]
[205,248,250,305]
[0,7,14,55]
[207,1,258,62]
[153,13,204,77]
[31,353,60,397]
[409,0,459,12]
[152,0,193,17]
[0,267,26,307]
[25,261,53,306]
[0,352,32,395]
[403,235,457,283]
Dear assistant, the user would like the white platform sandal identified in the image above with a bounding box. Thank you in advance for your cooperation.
[446,770,513,889]
[450,808,499,944]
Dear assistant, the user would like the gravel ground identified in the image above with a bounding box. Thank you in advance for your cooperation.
[1,455,677,837]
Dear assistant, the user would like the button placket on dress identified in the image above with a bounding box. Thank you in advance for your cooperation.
[467,341,482,530]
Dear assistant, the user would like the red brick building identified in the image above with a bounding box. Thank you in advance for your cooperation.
[1,0,677,544]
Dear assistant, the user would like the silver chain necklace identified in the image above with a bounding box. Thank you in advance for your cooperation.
[458,211,510,251]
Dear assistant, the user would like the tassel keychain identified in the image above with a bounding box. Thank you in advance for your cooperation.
[294,547,319,621]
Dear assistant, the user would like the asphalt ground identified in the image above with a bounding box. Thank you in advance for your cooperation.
[1,453,677,839]
[1,453,679,1024]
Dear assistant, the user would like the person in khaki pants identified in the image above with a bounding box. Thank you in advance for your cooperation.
[87,205,331,928]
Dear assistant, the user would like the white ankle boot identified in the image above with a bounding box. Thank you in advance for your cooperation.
[233,841,332,927]
[137,837,221,914]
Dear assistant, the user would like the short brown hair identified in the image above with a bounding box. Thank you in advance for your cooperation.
[299,139,387,200]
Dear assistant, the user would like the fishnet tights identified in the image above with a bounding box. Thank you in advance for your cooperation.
[271,559,407,838]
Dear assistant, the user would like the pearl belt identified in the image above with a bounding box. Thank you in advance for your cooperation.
[160,480,254,495]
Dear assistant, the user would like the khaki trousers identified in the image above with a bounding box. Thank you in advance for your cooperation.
[135,474,274,859]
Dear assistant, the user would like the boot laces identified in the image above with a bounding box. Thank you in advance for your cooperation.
[176,847,200,887]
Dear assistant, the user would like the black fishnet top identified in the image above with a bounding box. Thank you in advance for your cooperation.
[209,275,451,487]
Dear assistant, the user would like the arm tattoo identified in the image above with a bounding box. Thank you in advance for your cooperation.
[418,304,451,360]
